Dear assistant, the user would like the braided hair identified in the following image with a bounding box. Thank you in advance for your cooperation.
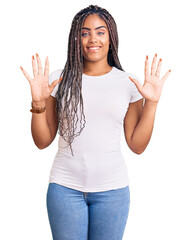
[55,5,124,156]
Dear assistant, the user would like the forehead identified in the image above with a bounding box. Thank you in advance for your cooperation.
[82,14,108,29]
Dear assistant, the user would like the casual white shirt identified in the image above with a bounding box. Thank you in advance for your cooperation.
[48,66,143,192]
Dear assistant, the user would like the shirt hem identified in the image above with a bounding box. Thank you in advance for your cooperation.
[48,177,129,193]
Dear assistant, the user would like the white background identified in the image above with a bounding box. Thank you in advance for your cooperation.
[1,0,190,239]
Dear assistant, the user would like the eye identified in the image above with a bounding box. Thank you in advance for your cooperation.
[82,32,89,37]
[98,32,105,35]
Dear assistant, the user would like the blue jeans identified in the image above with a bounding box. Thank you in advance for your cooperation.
[46,183,130,240]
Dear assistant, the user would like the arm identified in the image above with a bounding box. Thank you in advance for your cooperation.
[31,96,58,149]
[123,99,157,154]
[20,53,61,149]
[124,54,171,154]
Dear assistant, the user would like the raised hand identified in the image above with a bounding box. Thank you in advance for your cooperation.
[129,54,171,104]
[20,53,62,104]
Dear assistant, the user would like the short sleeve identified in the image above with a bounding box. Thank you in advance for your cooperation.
[128,73,143,103]
[49,69,63,97]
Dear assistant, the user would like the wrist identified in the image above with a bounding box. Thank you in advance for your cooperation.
[32,100,46,108]
[144,99,158,109]
[30,100,46,114]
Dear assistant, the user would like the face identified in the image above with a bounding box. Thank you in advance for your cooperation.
[81,14,110,63]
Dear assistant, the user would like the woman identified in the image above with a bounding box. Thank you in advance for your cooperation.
[20,5,171,240]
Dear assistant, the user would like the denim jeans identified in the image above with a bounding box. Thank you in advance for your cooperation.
[46,183,130,240]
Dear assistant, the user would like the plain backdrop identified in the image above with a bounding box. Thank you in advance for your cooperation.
[1,0,190,239]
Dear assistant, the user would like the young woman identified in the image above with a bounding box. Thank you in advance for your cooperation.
[20,5,171,240]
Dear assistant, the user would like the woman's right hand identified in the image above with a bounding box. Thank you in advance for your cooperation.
[20,53,62,106]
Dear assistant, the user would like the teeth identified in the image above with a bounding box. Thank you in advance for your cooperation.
[88,47,100,50]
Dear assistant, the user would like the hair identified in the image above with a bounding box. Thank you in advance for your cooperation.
[55,5,124,156]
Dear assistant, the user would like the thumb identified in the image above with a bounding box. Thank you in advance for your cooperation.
[129,76,143,92]
[49,77,62,93]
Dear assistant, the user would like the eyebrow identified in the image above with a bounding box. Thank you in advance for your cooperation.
[82,26,107,31]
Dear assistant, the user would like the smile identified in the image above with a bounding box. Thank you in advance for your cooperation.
[87,46,102,52]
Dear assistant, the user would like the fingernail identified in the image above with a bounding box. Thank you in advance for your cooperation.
[36,53,39,57]
[32,55,35,60]
[160,58,162,61]
[169,69,171,72]
[146,55,148,60]
[155,53,157,57]
[20,66,23,70]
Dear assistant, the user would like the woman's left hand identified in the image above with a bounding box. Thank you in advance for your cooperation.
[129,54,171,104]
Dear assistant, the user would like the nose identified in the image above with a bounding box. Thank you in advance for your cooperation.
[88,32,98,43]
[88,37,98,44]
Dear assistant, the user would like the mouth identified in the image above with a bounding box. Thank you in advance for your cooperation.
[87,46,102,52]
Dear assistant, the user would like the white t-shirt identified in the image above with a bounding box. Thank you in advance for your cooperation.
[48,66,143,192]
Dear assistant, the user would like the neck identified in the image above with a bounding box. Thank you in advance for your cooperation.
[83,58,112,76]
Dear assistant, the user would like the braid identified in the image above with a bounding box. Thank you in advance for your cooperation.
[55,5,124,156]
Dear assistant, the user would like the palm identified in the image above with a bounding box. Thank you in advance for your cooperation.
[140,74,163,103]
[20,53,61,102]
[129,54,171,103]
[30,73,51,102]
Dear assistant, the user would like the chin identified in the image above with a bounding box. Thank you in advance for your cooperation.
[83,54,108,63]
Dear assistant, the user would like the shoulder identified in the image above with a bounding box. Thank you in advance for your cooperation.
[49,69,63,97]
[113,67,142,85]
[49,69,63,83]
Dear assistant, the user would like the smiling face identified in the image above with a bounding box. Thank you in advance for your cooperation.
[81,14,110,64]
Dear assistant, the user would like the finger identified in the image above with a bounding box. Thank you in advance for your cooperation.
[44,56,49,77]
[36,53,43,75]
[151,53,157,75]
[161,70,171,84]
[20,66,32,82]
[155,58,162,78]
[129,76,142,92]
[32,55,38,77]
[49,77,62,93]
[145,55,149,80]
